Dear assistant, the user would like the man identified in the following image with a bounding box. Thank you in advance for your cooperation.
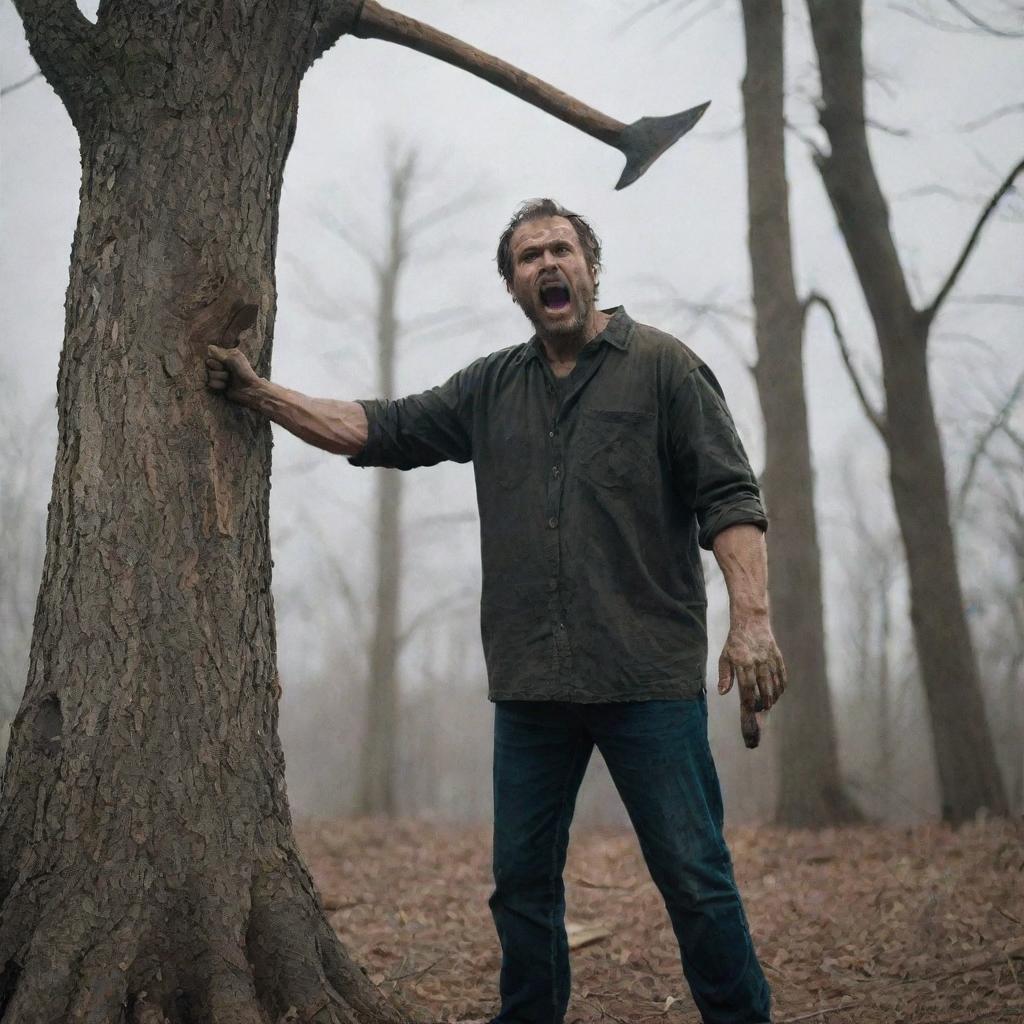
[207,198,786,1024]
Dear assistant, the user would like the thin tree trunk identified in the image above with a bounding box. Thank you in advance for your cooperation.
[805,0,1007,821]
[358,155,413,817]
[877,576,892,819]
[740,0,859,826]
[0,1,407,1018]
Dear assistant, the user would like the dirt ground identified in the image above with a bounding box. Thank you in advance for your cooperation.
[298,817,1024,1024]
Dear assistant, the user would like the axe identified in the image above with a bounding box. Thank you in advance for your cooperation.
[347,1,709,190]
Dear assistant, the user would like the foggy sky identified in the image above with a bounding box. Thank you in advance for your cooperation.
[2,0,1022,818]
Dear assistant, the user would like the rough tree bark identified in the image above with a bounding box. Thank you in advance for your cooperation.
[739,0,859,827]
[0,1,420,1019]
[805,0,1016,821]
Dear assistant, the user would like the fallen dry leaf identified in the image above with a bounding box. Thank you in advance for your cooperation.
[297,816,1024,1024]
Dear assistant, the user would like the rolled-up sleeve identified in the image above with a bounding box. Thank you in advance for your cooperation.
[668,363,768,550]
[348,362,476,470]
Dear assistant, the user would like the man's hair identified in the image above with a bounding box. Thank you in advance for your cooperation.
[495,198,603,289]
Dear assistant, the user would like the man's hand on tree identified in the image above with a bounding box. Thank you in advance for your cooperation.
[717,615,787,749]
[206,345,262,404]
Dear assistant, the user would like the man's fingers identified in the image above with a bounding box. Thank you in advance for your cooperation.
[737,663,758,706]
[776,651,788,693]
[740,702,760,749]
[755,662,773,711]
[717,653,733,695]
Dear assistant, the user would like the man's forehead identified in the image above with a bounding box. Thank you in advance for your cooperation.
[510,216,579,251]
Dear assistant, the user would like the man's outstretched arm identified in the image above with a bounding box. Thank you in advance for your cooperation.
[712,522,787,750]
[206,344,368,456]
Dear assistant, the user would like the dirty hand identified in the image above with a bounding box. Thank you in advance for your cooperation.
[717,616,787,749]
[206,344,261,403]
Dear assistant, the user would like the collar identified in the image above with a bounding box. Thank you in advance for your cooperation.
[521,306,633,364]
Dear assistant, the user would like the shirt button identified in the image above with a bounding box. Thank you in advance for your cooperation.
[547,516,559,529]
[548,430,555,438]
[552,465,561,478]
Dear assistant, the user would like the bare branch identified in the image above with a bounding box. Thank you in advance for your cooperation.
[617,0,700,33]
[958,102,1024,133]
[10,0,96,125]
[942,0,1024,37]
[948,293,1024,307]
[407,188,486,239]
[0,69,42,97]
[785,117,827,160]
[865,116,911,138]
[955,370,1024,516]
[1003,422,1024,454]
[298,507,368,639]
[803,292,888,440]
[888,1,1018,34]
[893,184,990,204]
[932,330,998,359]
[662,0,723,43]
[921,155,1024,326]
[313,205,383,275]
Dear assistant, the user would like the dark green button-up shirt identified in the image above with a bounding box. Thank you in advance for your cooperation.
[350,307,767,702]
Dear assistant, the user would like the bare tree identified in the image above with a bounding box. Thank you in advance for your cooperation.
[0,0,701,1015]
[739,0,859,826]
[354,150,480,816]
[841,462,906,819]
[955,379,1024,813]
[804,0,1018,820]
[287,147,482,816]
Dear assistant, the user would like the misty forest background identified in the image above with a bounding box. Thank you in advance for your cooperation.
[2,0,1022,828]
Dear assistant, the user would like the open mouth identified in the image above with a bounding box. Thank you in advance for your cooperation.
[540,282,571,311]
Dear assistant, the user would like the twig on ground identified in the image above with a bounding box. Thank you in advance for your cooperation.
[595,1000,633,1024]
[386,954,447,984]
[997,905,1022,926]
[777,1003,861,1022]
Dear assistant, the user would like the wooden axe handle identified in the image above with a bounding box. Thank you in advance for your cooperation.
[354,1,625,146]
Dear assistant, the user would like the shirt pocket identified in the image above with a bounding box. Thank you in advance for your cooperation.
[574,409,657,491]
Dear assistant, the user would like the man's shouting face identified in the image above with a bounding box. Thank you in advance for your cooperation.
[507,216,599,340]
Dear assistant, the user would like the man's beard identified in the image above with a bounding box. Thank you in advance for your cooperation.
[522,289,594,338]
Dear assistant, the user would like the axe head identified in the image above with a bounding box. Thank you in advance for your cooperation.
[614,101,710,190]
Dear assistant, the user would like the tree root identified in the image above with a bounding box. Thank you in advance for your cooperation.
[0,851,413,1024]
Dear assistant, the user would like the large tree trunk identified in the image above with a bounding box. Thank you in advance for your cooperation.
[739,0,859,827]
[805,0,1007,821]
[0,1,407,1019]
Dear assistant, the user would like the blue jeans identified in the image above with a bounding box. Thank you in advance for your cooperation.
[488,696,771,1024]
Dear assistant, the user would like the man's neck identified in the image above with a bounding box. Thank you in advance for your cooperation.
[538,308,612,374]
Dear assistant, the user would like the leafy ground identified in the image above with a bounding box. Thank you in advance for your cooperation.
[298,817,1024,1024]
